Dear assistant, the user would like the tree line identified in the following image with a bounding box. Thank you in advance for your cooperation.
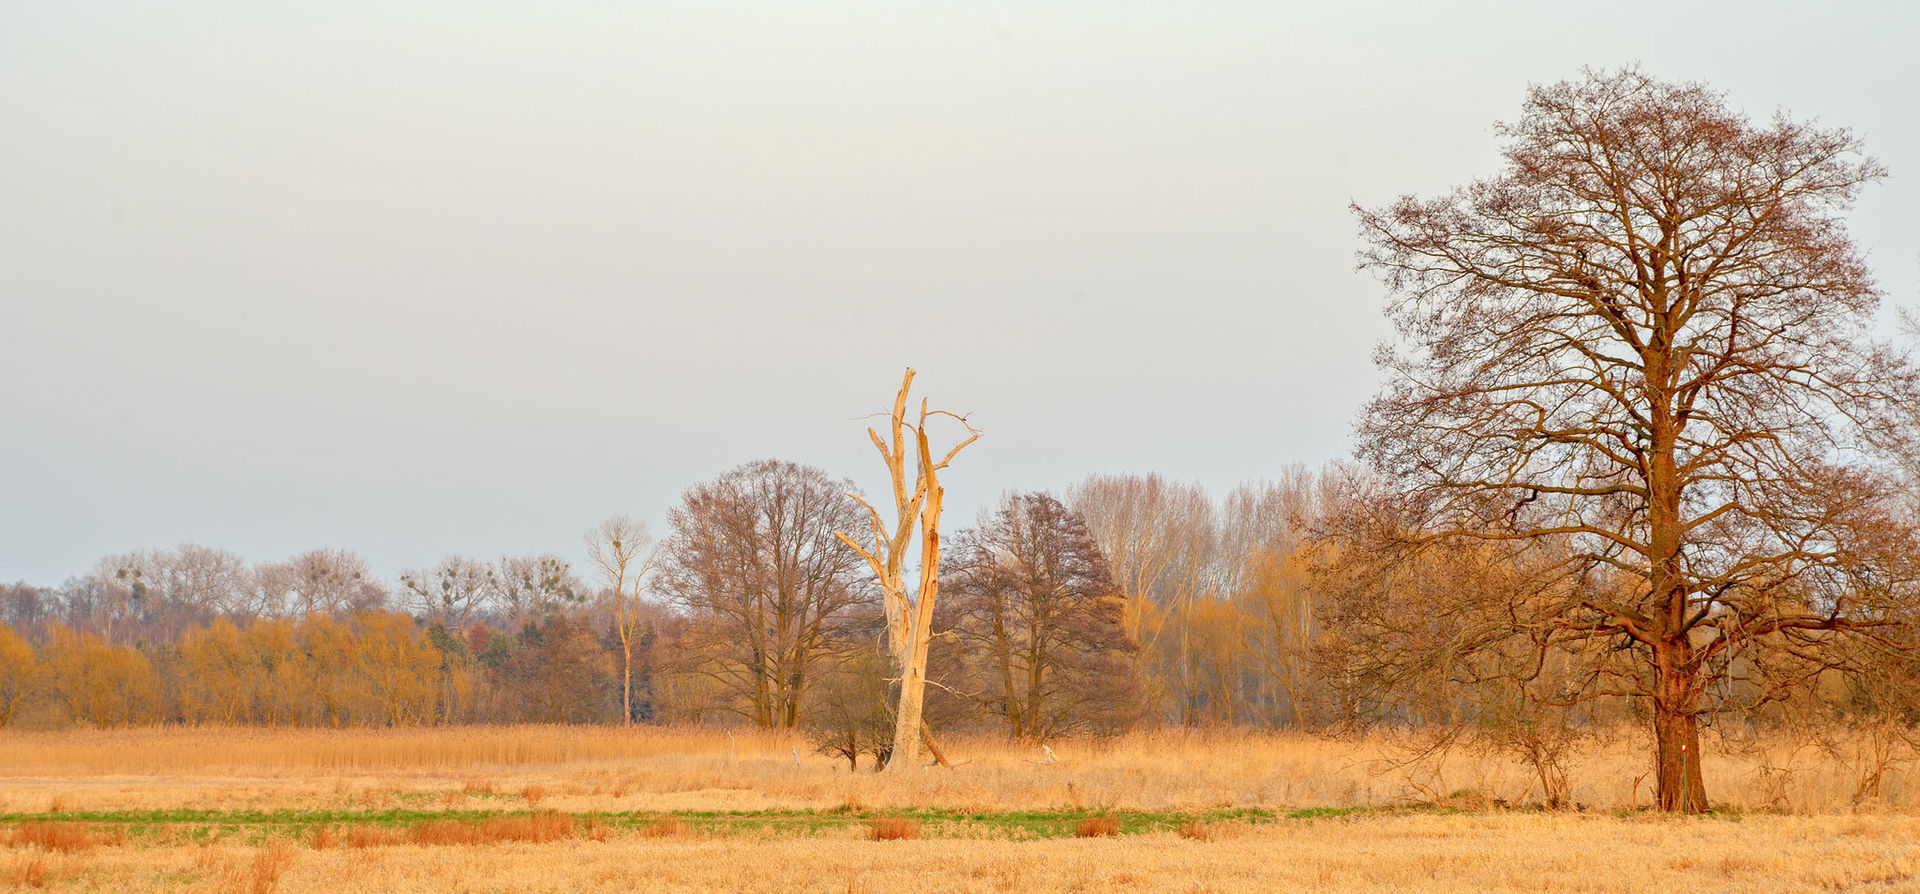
[0,461,1339,740]
[3,68,1918,815]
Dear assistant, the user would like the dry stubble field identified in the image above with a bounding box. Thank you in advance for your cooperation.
[1,726,1917,892]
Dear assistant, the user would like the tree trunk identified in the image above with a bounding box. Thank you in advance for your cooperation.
[1652,645,1708,813]
[1652,707,1707,812]
[837,368,979,774]
[885,631,930,770]
[620,632,632,725]
[617,592,633,726]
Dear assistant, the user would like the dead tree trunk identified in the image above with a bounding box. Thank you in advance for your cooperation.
[835,368,980,773]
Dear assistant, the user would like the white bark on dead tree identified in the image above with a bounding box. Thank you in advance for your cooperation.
[834,368,980,772]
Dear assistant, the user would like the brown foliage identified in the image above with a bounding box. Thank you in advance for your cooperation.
[1075,815,1119,838]
[246,841,296,894]
[483,813,575,844]
[867,817,920,841]
[940,492,1138,739]
[10,855,48,888]
[0,624,39,727]
[405,813,576,847]
[345,826,399,848]
[408,821,482,846]
[1176,821,1213,841]
[643,819,690,838]
[657,460,872,730]
[6,822,115,853]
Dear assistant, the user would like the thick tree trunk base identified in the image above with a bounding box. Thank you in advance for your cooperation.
[1653,710,1708,813]
[884,666,926,772]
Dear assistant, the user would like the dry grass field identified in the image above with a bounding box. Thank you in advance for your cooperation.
[2,725,1917,892]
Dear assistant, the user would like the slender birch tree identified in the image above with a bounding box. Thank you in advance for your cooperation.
[586,515,655,725]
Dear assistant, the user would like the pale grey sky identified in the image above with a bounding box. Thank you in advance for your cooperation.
[4,1,1917,585]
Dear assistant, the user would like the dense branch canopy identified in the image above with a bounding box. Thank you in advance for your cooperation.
[1352,67,1920,700]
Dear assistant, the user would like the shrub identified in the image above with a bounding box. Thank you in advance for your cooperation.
[868,817,919,841]
[1075,815,1119,838]
[644,819,690,838]
[8,822,112,853]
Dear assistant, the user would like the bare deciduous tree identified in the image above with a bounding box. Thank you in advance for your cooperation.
[835,368,980,770]
[1217,466,1342,727]
[586,515,656,725]
[1310,488,1602,809]
[657,460,871,729]
[1068,474,1217,724]
[942,492,1136,739]
[1068,475,1211,653]
[269,549,385,617]
[400,557,491,630]
[488,554,584,622]
[66,545,251,641]
[1353,67,1920,811]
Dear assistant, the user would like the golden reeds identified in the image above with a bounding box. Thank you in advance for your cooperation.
[1,724,1915,815]
[6,822,115,854]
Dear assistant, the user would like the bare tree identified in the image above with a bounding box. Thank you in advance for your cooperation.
[400,557,491,630]
[1220,469,1341,727]
[1353,67,1920,811]
[586,515,656,725]
[488,554,584,622]
[0,583,54,635]
[268,549,384,617]
[65,545,249,640]
[835,368,980,770]
[162,544,252,620]
[1067,474,1215,724]
[657,460,871,729]
[1310,486,1603,809]
[942,492,1136,739]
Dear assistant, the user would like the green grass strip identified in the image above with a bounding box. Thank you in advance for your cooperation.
[0,804,1395,841]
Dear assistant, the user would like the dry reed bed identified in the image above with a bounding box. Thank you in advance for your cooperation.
[3,814,1917,893]
[0,725,1913,815]
[4,727,1918,891]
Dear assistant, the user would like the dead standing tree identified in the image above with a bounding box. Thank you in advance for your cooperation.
[1354,68,1920,812]
[835,368,980,771]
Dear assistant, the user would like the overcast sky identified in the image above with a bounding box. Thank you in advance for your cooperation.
[3,1,1917,586]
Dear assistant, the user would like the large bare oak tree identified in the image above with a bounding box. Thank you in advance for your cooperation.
[1353,68,1920,812]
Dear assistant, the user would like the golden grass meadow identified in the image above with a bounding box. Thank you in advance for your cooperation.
[2,725,1918,892]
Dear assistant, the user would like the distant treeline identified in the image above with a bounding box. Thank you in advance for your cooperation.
[2,457,1910,784]
[0,459,1320,740]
